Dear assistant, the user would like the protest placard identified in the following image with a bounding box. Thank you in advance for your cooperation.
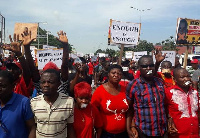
[125,51,133,59]
[36,49,63,69]
[14,23,38,41]
[176,18,200,45]
[133,51,147,61]
[110,19,141,45]
[153,51,176,66]
[30,46,37,60]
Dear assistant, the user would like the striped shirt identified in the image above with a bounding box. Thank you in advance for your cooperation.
[33,80,69,95]
[126,77,167,136]
[31,93,74,138]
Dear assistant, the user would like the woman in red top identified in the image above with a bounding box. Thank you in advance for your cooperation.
[73,82,103,138]
[91,64,129,138]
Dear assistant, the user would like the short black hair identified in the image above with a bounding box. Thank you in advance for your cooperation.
[161,61,172,68]
[0,70,15,84]
[42,69,61,81]
[138,55,153,66]
[108,64,123,73]
[173,67,187,78]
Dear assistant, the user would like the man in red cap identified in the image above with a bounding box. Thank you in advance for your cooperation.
[191,58,200,90]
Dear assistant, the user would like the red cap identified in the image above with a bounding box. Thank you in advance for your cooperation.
[43,62,59,71]
[191,59,198,64]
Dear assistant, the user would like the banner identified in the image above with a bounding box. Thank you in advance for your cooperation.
[36,49,63,69]
[153,51,176,66]
[133,51,147,61]
[43,45,57,49]
[176,18,200,45]
[110,19,141,45]
[125,51,133,59]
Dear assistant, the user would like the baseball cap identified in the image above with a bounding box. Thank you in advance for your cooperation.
[191,59,198,64]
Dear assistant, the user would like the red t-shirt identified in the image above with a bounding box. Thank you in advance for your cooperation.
[157,72,175,88]
[14,76,33,98]
[91,85,129,134]
[88,62,94,75]
[165,85,199,138]
[73,104,103,138]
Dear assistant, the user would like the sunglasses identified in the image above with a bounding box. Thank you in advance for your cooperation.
[140,64,154,69]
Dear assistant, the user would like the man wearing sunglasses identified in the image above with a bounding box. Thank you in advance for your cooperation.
[126,55,167,138]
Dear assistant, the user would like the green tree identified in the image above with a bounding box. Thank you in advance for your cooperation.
[31,28,73,52]
[161,36,177,51]
[94,49,105,55]
[105,48,116,57]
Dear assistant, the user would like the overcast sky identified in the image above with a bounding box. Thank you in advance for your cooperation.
[1,0,200,54]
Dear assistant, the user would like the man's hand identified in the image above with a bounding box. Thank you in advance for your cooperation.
[74,63,82,73]
[154,48,166,63]
[3,34,23,56]
[168,118,178,136]
[21,27,35,46]
[127,127,138,138]
[56,30,68,45]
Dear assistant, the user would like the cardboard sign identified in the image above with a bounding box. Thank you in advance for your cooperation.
[110,19,141,45]
[36,49,63,69]
[176,18,200,45]
[125,51,133,59]
[14,23,38,41]
[43,45,57,49]
[153,51,176,66]
[133,51,147,61]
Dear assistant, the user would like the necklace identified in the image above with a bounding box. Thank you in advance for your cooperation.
[80,111,85,122]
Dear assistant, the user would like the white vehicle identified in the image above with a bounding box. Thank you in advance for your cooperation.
[179,54,200,71]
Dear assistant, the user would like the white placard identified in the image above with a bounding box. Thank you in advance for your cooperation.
[36,49,63,70]
[91,56,97,62]
[97,53,105,57]
[77,52,84,57]
[89,53,94,57]
[43,45,57,49]
[133,51,147,61]
[195,46,200,54]
[30,46,37,60]
[153,51,176,66]
[110,19,141,45]
[125,51,133,59]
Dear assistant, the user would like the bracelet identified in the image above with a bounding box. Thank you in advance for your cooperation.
[17,55,24,59]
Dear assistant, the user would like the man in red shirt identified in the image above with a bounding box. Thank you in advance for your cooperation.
[165,68,199,138]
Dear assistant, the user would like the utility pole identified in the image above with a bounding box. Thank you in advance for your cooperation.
[0,13,5,44]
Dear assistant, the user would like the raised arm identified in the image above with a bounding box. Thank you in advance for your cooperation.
[56,30,69,81]
[154,48,166,73]
[4,34,31,86]
[22,28,40,83]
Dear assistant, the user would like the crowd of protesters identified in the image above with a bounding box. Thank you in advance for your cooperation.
[0,29,199,138]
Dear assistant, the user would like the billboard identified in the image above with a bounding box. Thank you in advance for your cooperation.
[176,18,200,45]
